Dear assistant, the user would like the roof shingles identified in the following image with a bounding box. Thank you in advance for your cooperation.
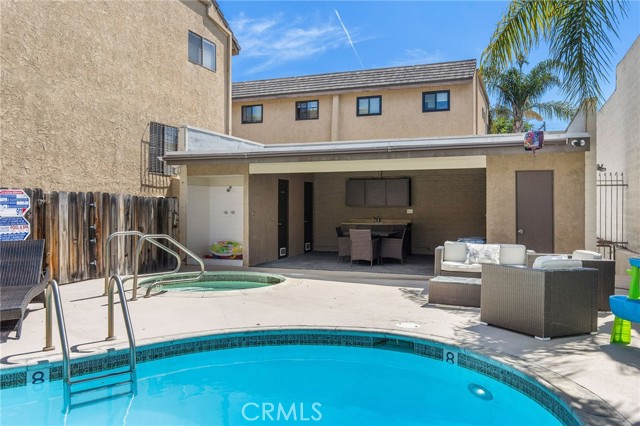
[233,59,476,99]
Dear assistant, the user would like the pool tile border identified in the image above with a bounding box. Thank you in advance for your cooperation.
[0,328,589,426]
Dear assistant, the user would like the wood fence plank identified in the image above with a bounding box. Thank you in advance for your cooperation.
[47,192,59,281]
[67,192,79,282]
[57,192,69,284]
[78,192,88,281]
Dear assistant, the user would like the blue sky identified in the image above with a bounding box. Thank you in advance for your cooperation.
[219,1,640,131]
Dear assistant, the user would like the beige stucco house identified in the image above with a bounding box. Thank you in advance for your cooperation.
[596,36,639,271]
[1,0,239,196]
[232,60,490,144]
[165,60,597,267]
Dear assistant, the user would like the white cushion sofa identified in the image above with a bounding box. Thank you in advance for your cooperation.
[434,241,532,278]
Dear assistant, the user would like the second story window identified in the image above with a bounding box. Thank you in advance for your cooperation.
[296,100,319,120]
[188,31,216,71]
[357,96,382,116]
[242,105,263,124]
[422,90,450,112]
[149,122,178,176]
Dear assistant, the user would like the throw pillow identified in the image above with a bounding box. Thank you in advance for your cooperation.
[466,243,500,264]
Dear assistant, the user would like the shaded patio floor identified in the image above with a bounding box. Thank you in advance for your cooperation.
[254,251,433,277]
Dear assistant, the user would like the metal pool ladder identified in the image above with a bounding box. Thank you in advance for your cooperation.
[44,275,137,409]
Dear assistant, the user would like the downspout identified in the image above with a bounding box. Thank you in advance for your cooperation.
[473,69,478,135]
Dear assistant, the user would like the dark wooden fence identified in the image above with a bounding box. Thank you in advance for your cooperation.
[22,188,179,284]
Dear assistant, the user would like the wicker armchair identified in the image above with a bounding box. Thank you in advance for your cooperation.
[380,229,406,264]
[335,226,350,262]
[527,252,615,311]
[480,263,598,340]
[0,240,49,338]
[350,229,380,266]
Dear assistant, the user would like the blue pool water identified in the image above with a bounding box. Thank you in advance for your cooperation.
[0,345,561,425]
[140,271,285,293]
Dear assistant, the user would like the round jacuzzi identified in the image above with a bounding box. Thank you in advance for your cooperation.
[139,271,286,294]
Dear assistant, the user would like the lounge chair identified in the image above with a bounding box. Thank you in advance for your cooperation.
[350,229,380,266]
[0,240,49,338]
[381,228,406,264]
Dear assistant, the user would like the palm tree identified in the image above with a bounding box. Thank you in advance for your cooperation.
[481,0,629,106]
[483,57,576,132]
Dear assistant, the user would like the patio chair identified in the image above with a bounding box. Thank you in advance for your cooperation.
[0,240,49,338]
[350,229,380,266]
[380,228,406,264]
[480,262,597,340]
[336,226,350,262]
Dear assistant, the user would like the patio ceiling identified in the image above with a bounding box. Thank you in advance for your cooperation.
[248,156,486,174]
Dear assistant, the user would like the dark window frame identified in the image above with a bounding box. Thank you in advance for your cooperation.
[149,122,179,176]
[356,95,382,116]
[241,104,263,124]
[422,90,450,112]
[188,30,216,72]
[295,100,319,120]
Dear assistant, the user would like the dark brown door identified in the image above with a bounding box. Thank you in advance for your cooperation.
[304,182,313,253]
[516,171,554,252]
[278,179,289,258]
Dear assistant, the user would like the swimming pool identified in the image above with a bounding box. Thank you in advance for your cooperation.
[139,271,286,294]
[0,330,579,425]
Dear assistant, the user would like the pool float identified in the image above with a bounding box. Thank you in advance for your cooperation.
[210,241,243,259]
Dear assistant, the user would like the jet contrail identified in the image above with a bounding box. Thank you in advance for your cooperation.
[335,9,364,69]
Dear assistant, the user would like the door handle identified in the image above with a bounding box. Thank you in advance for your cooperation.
[278,223,282,226]
[517,229,524,234]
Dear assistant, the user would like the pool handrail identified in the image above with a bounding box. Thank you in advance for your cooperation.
[103,231,182,298]
[136,234,204,299]
[45,275,137,408]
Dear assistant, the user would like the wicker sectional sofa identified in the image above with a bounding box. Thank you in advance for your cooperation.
[434,241,531,278]
[527,250,615,311]
[480,263,598,339]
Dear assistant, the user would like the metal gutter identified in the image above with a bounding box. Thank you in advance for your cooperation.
[163,132,590,165]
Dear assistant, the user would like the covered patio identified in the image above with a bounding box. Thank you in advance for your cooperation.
[165,126,594,269]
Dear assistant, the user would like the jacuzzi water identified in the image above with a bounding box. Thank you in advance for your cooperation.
[0,345,562,425]
[140,271,285,293]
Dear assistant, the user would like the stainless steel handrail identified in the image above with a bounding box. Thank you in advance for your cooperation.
[135,234,205,298]
[105,275,137,378]
[103,231,182,297]
[43,280,71,386]
[43,276,136,408]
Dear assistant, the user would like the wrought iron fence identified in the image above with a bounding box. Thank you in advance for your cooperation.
[596,172,628,259]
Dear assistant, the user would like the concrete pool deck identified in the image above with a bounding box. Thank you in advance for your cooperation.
[1,268,638,425]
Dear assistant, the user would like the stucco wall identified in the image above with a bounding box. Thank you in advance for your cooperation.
[486,152,586,253]
[597,37,639,253]
[232,82,482,144]
[313,169,486,254]
[1,0,231,195]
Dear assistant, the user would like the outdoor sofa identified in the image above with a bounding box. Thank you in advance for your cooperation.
[434,241,532,278]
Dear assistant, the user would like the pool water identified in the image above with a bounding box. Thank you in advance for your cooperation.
[0,345,561,425]
[140,271,285,293]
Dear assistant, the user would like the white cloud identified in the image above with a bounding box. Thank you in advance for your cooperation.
[388,48,446,67]
[229,12,357,75]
